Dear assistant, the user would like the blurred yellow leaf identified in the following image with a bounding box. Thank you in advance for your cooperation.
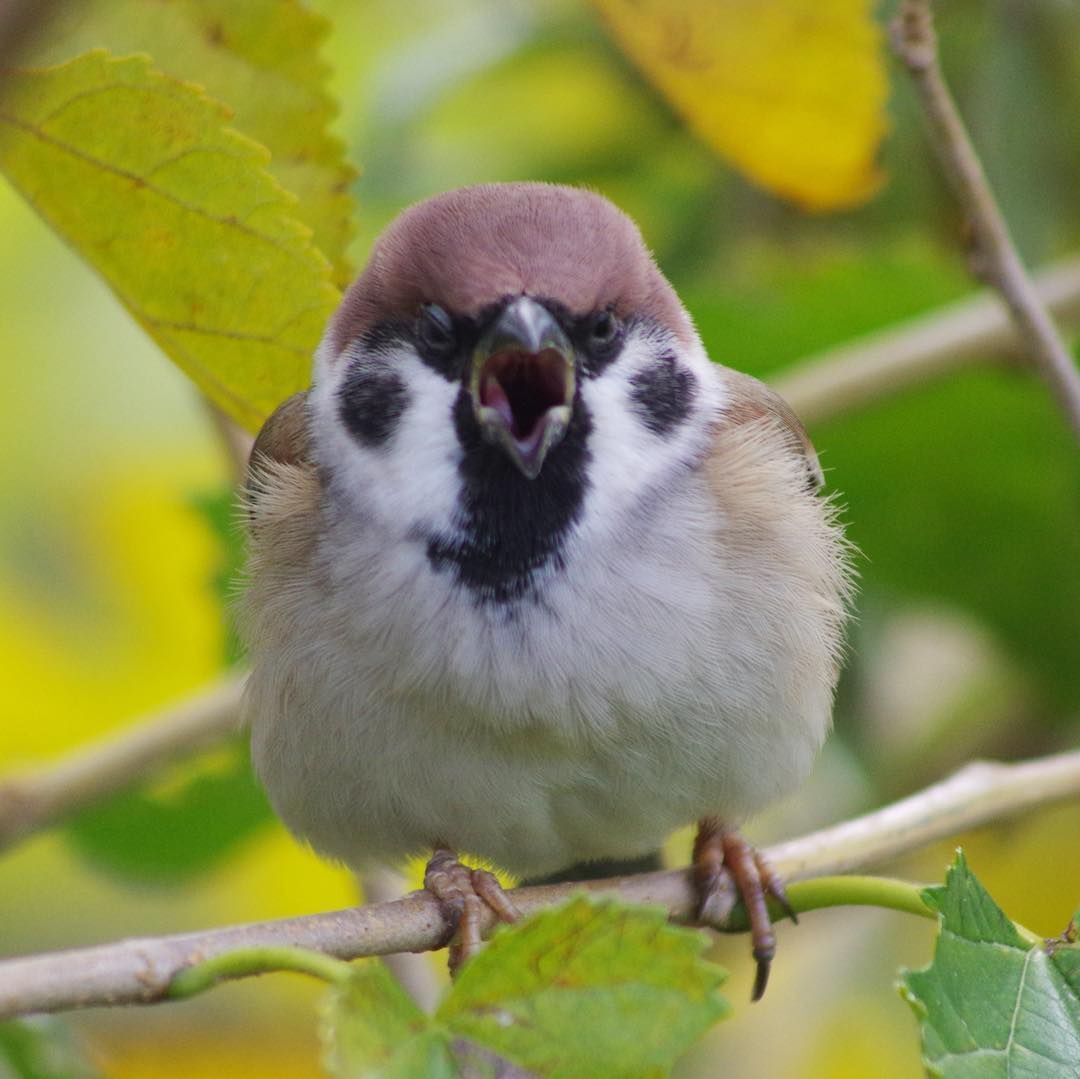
[28,0,357,286]
[591,0,887,211]
[0,458,225,759]
[0,51,338,431]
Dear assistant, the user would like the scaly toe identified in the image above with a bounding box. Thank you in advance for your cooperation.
[423,849,517,976]
[691,820,788,1002]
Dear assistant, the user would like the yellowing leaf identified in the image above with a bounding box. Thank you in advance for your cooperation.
[0,459,226,760]
[0,51,338,431]
[323,963,456,1079]
[438,897,729,1077]
[28,0,357,285]
[591,0,888,211]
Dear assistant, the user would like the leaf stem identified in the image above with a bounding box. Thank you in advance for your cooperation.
[786,875,933,920]
[167,945,354,1000]
[781,875,1041,946]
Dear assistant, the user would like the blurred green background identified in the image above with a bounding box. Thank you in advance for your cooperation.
[1,1,1078,1075]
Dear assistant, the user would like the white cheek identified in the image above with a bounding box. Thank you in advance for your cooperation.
[311,340,463,537]
[576,331,724,545]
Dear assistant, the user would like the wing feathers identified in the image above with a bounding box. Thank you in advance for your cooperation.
[717,370,824,491]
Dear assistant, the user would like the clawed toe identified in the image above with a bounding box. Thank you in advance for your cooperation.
[423,849,520,975]
[692,819,794,1002]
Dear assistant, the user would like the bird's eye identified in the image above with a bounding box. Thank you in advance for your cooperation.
[416,304,456,360]
[587,309,622,354]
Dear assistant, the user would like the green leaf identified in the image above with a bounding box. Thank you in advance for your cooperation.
[28,0,357,284]
[900,852,1080,1078]
[0,51,339,432]
[1051,945,1080,997]
[0,1017,99,1079]
[323,962,457,1079]
[64,738,271,884]
[437,896,729,1078]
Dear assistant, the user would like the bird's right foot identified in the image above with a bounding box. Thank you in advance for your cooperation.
[692,819,797,1002]
[423,848,521,975]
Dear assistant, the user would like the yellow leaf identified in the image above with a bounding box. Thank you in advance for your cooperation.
[0,458,225,759]
[591,0,888,211]
[0,51,339,431]
[27,0,357,286]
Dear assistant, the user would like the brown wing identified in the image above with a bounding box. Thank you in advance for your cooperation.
[243,392,321,562]
[241,393,324,678]
[245,390,314,509]
[249,391,312,474]
[717,370,824,492]
[704,368,852,691]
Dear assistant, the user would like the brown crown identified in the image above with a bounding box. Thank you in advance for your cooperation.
[326,182,694,360]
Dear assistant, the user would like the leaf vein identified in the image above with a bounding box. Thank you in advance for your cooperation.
[0,108,319,269]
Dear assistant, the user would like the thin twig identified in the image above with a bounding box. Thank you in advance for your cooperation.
[774,256,1080,425]
[359,866,442,1011]
[890,0,1080,440]
[1,749,1076,1019]
[0,674,245,852]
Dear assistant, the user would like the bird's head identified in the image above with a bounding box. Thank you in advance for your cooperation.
[309,183,719,601]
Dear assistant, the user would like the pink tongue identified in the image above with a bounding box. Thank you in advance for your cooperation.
[482,376,516,430]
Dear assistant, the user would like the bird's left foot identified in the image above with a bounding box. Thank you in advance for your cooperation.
[423,848,521,975]
[692,818,797,1002]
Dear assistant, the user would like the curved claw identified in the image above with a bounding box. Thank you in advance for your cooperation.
[750,949,772,1002]
[692,820,794,1002]
[423,849,520,975]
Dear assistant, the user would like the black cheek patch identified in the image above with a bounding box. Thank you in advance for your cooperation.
[338,365,409,447]
[629,353,697,436]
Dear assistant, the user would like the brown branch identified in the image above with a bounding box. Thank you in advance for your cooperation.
[890,0,1080,440]
[774,256,1080,426]
[0,675,245,852]
[1,749,1077,1020]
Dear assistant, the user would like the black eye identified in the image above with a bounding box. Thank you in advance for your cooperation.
[587,309,622,354]
[416,304,456,360]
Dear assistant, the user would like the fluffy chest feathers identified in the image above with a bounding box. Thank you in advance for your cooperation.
[243,356,849,877]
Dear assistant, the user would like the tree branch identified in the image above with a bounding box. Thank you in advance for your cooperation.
[774,255,1080,426]
[1,749,1076,1019]
[889,0,1080,440]
[0,675,245,852]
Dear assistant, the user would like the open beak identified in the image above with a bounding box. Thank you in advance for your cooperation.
[470,296,575,479]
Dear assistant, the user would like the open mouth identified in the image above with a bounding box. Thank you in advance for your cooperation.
[478,347,574,456]
[470,296,576,479]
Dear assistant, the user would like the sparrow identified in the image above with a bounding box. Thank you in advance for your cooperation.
[242,182,852,998]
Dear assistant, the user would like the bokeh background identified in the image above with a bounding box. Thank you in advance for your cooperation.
[2,1,1079,1075]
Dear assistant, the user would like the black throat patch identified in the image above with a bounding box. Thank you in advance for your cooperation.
[425,389,593,604]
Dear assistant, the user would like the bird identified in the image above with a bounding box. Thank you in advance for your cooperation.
[241,182,852,999]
